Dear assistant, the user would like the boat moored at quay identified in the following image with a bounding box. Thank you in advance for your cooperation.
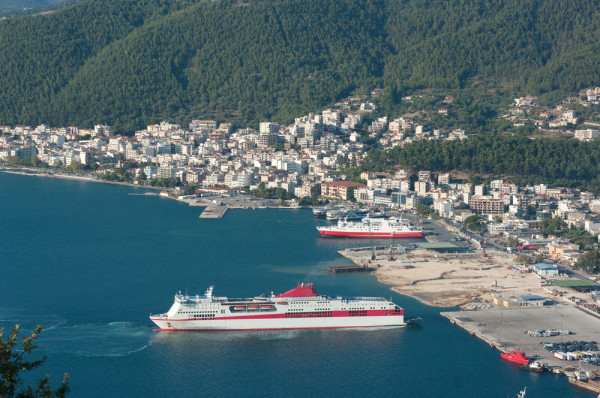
[312,205,345,218]
[150,283,405,331]
[317,216,423,238]
[501,349,530,365]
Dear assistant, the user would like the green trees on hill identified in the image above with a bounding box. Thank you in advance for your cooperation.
[1,0,600,130]
[353,134,600,191]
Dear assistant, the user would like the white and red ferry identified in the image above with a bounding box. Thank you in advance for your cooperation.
[317,216,423,238]
[150,283,404,331]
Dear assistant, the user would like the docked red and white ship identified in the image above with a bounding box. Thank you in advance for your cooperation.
[150,283,405,331]
[317,216,423,238]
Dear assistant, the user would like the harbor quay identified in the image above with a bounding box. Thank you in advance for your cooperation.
[179,193,289,218]
[441,305,600,374]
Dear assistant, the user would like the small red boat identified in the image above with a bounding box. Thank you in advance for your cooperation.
[501,349,530,365]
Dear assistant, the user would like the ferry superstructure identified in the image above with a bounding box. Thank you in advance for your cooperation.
[150,283,404,331]
[317,216,423,238]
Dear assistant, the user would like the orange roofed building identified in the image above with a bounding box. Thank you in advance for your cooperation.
[320,181,366,201]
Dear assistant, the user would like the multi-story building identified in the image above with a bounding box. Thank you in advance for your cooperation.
[418,170,431,181]
[259,122,280,135]
[158,166,178,179]
[438,173,450,186]
[574,129,599,141]
[474,184,485,196]
[11,146,37,159]
[469,196,504,216]
[435,199,454,217]
[415,181,429,196]
[320,181,366,201]
[257,132,277,148]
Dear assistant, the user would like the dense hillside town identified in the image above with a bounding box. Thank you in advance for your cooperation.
[3,89,600,273]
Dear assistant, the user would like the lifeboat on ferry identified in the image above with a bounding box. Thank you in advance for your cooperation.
[233,306,246,310]
[261,305,272,309]
[247,305,259,310]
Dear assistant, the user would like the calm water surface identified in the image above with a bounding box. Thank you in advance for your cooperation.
[0,173,592,397]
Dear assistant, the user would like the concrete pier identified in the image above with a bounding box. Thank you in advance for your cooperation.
[441,304,600,373]
[199,206,228,219]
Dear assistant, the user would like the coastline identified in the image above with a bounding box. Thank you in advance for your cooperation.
[0,166,302,212]
[4,165,599,394]
[0,166,156,189]
[1,166,558,308]
[2,166,587,309]
[338,245,551,308]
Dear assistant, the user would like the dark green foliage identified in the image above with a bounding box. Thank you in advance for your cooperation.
[1,0,600,131]
[576,249,600,274]
[539,217,596,249]
[0,0,68,16]
[362,135,600,191]
[464,214,486,233]
[539,217,567,236]
[516,254,533,264]
[183,184,199,195]
[100,169,131,182]
[3,156,49,168]
[0,0,199,129]
[506,237,520,248]
[559,228,597,250]
[148,177,181,187]
[247,182,295,200]
[415,204,433,217]
[62,160,85,173]
[0,324,69,398]
[136,170,148,181]
[298,196,321,206]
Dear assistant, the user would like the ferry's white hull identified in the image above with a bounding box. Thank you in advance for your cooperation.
[150,283,405,332]
[317,217,422,239]
[150,314,404,331]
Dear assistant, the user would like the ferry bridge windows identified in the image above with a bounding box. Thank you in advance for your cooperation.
[193,314,215,320]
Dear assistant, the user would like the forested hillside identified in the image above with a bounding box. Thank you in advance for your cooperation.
[1,0,600,131]
[0,0,66,14]
[352,135,600,191]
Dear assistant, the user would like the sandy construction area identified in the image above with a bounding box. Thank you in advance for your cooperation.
[340,247,552,307]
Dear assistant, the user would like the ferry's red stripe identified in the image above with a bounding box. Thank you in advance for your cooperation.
[318,230,423,238]
[150,309,403,322]
[152,324,404,332]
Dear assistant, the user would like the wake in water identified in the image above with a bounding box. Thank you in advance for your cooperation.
[0,310,153,357]
[0,309,68,332]
[40,322,153,357]
[151,329,303,343]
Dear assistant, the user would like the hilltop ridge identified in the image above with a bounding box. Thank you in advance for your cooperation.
[1,0,600,131]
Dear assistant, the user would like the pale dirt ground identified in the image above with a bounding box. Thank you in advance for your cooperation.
[340,247,584,308]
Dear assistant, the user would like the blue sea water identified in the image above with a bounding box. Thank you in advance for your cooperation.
[0,172,593,397]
